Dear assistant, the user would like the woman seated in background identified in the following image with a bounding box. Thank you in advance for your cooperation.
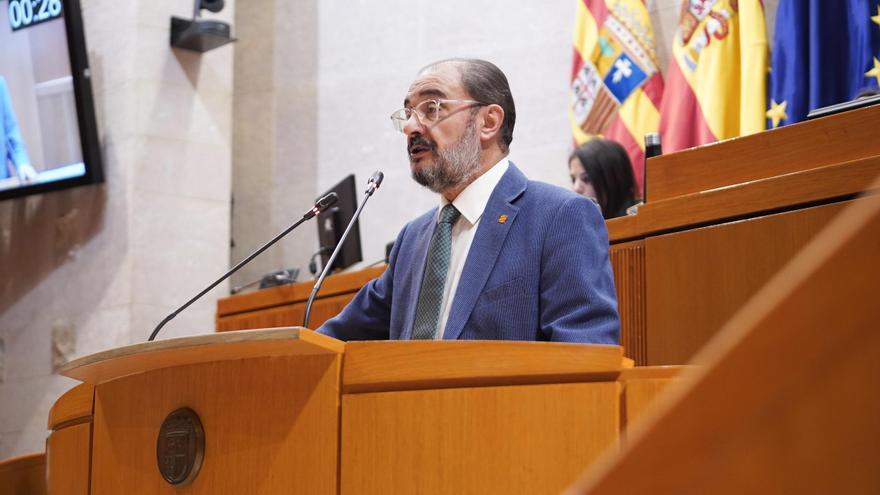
[568,138,638,219]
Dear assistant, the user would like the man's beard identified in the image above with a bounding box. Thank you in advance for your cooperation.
[410,119,481,194]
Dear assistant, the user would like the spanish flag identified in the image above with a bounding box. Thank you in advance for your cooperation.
[659,0,769,153]
[570,0,664,194]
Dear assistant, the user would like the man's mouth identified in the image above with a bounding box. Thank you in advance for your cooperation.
[408,139,434,160]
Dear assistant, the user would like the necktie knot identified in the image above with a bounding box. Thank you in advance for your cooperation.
[439,204,461,225]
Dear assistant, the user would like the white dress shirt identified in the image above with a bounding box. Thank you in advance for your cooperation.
[434,158,509,339]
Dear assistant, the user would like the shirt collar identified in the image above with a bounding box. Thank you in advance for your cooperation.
[439,158,509,225]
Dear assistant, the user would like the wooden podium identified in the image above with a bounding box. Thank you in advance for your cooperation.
[49,330,656,494]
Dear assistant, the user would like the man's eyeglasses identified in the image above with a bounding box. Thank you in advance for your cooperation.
[390,99,486,133]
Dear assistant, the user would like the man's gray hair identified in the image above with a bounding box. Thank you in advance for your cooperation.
[421,58,516,152]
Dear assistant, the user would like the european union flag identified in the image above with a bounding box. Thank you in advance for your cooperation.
[767,0,880,128]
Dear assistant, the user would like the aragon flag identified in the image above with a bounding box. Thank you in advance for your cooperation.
[570,0,664,194]
[767,0,880,129]
[659,0,769,153]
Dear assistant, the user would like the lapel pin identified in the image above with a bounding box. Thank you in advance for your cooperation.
[497,214,508,224]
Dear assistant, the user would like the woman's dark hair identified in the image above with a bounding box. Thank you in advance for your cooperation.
[569,139,637,219]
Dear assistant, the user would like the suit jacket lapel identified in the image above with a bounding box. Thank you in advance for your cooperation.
[442,164,527,340]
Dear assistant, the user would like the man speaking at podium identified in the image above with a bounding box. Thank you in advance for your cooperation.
[318,59,619,343]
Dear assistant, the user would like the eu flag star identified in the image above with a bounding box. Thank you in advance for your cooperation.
[872,5,880,27]
[866,57,880,85]
[766,99,789,128]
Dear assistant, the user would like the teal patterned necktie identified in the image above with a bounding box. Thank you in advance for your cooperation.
[411,204,461,340]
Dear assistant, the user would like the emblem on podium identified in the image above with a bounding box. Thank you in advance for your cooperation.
[157,407,205,486]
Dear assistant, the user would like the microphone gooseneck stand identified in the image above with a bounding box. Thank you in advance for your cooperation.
[148,192,339,341]
[303,171,384,329]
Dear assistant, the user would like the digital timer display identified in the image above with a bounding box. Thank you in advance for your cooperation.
[8,0,63,32]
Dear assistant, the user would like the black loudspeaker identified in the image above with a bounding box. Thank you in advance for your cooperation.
[170,0,235,53]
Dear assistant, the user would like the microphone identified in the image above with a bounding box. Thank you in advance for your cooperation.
[366,170,384,194]
[147,192,338,341]
[303,171,383,329]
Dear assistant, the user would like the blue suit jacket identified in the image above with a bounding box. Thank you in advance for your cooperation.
[0,77,30,180]
[317,163,620,343]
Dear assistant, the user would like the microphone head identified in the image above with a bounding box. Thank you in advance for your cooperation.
[305,192,338,219]
[316,192,338,212]
[366,170,384,195]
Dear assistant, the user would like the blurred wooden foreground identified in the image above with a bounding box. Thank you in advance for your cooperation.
[568,156,880,495]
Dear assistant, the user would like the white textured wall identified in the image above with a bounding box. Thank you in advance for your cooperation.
[313,2,578,268]
[0,0,234,457]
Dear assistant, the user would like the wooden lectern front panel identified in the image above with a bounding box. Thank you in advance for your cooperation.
[47,423,90,495]
[90,355,340,494]
[341,382,619,494]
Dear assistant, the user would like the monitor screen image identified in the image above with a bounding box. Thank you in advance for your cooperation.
[316,174,363,273]
[0,0,102,201]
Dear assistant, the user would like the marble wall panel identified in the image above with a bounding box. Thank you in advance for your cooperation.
[232,0,275,95]
[137,0,234,31]
[137,80,231,146]
[131,301,216,341]
[132,136,232,202]
[0,375,76,458]
[129,191,229,309]
[70,305,133,356]
[230,90,280,285]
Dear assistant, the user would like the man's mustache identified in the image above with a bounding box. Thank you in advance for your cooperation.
[408,135,435,153]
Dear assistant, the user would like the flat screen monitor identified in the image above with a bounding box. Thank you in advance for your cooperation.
[806,93,880,121]
[0,0,103,201]
[317,174,362,272]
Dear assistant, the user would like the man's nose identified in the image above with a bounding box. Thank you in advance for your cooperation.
[402,112,425,136]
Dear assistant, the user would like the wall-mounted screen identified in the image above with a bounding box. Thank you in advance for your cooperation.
[0,0,102,201]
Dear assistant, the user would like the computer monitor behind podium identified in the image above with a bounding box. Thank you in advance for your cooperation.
[316,174,363,273]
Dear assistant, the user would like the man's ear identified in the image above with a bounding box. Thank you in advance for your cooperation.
[479,104,504,145]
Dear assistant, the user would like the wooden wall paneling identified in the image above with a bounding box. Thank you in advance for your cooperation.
[216,293,355,331]
[609,156,880,243]
[341,382,620,495]
[47,424,91,495]
[216,266,384,331]
[567,176,880,495]
[89,355,341,494]
[641,156,880,234]
[644,198,857,365]
[609,240,647,365]
[646,104,880,202]
[0,452,47,495]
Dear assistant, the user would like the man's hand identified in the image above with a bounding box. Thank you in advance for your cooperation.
[17,163,37,182]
